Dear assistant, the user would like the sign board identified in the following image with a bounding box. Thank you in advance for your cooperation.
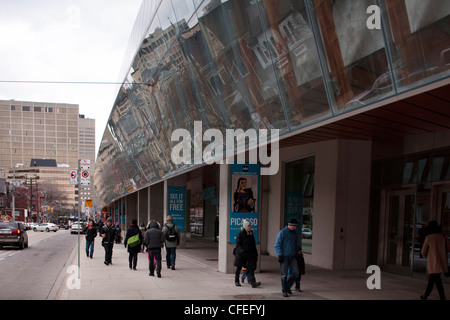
[69,169,78,185]
[85,199,93,207]
[79,159,90,170]
[80,170,90,186]
[229,164,260,244]
[168,187,185,233]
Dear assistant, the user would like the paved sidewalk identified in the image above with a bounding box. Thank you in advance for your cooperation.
[56,236,449,300]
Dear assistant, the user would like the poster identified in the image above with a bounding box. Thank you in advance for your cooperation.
[168,187,185,233]
[229,164,260,244]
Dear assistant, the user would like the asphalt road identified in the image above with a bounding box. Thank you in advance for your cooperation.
[0,228,78,300]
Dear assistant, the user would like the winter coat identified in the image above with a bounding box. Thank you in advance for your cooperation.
[275,227,300,257]
[234,228,258,267]
[124,224,143,253]
[100,224,117,245]
[421,233,449,274]
[144,221,165,249]
[83,226,97,242]
[162,222,180,248]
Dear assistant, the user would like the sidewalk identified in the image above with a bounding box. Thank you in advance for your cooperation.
[56,235,449,300]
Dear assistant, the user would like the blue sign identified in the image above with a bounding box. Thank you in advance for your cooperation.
[230,164,260,243]
[168,187,185,232]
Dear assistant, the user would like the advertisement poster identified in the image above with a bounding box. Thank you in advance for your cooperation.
[168,187,185,233]
[229,164,260,244]
[285,190,303,235]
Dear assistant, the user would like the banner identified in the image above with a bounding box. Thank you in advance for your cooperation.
[168,187,186,232]
[230,164,260,243]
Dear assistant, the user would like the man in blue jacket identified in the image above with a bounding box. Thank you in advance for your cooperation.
[275,218,301,297]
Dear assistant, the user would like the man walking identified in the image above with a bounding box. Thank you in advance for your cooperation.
[162,216,180,270]
[144,220,165,277]
[275,218,301,297]
[100,218,117,266]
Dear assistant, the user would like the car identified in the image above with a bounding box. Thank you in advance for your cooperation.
[70,223,84,234]
[302,228,312,239]
[33,223,59,232]
[0,220,29,249]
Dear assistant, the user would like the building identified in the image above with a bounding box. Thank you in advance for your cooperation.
[94,0,450,279]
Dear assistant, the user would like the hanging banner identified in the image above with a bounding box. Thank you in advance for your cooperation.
[168,187,185,233]
[230,164,260,244]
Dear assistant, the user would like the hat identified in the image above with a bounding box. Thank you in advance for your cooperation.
[288,218,299,226]
[166,215,173,221]
[243,219,251,229]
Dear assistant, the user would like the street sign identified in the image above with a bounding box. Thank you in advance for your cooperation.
[80,169,90,186]
[79,159,90,170]
[85,199,93,207]
[69,169,78,185]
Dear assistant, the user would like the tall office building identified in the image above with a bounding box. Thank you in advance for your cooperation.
[78,115,96,211]
[0,100,79,171]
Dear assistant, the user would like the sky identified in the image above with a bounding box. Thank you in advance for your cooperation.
[0,0,143,154]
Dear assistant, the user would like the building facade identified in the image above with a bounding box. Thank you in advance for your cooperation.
[95,0,450,277]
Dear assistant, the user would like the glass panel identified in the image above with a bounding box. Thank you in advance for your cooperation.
[309,0,394,112]
[285,156,315,253]
[442,192,450,272]
[381,0,450,90]
[401,194,414,267]
[256,0,331,129]
[413,193,430,273]
[387,195,399,265]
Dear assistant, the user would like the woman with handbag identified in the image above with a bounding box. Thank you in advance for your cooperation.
[124,219,143,270]
[420,220,448,300]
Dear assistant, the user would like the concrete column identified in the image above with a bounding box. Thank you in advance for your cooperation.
[138,188,148,227]
[149,182,164,226]
[218,164,234,274]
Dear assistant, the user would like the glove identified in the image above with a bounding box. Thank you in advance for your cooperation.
[278,256,284,263]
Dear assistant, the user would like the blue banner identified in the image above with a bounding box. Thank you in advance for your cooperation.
[230,164,260,243]
[168,187,185,232]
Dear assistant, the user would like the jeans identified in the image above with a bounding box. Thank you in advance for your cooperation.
[235,261,256,284]
[148,248,162,275]
[280,255,299,293]
[129,251,138,269]
[85,240,94,257]
[103,243,114,264]
[166,247,177,267]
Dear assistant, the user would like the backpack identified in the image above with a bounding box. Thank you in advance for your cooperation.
[165,224,177,242]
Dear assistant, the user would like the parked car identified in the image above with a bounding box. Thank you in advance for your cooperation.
[70,223,84,234]
[33,223,59,232]
[302,228,312,239]
[0,220,29,249]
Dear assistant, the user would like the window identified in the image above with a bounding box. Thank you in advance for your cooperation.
[34,107,42,112]
[22,106,31,111]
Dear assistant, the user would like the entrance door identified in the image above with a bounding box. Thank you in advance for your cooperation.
[436,184,450,283]
[384,191,416,273]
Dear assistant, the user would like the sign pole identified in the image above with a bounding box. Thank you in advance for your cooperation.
[77,159,81,279]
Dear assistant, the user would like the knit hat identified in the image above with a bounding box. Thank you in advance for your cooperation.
[243,219,251,229]
[288,218,299,226]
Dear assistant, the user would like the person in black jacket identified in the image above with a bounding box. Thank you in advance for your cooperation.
[124,219,143,270]
[234,220,261,288]
[100,218,117,266]
[144,220,165,277]
[82,220,97,259]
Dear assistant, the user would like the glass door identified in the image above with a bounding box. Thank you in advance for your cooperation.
[437,185,450,283]
[384,191,415,273]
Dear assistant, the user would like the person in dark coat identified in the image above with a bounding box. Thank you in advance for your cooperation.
[234,220,261,288]
[100,218,117,266]
[82,220,97,259]
[124,219,143,270]
[144,220,165,277]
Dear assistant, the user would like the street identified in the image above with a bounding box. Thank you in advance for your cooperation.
[0,228,77,299]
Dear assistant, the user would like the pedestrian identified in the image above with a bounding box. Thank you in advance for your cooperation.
[144,220,165,277]
[115,222,122,244]
[275,218,301,297]
[100,218,117,266]
[82,220,97,259]
[124,219,143,270]
[139,222,146,252]
[420,220,448,300]
[234,219,261,288]
[294,248,306,292]
[162,216,180,270]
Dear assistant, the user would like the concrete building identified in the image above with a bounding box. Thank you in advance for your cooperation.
[95,0,450,280]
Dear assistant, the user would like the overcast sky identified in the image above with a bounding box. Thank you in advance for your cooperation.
[0,0,143,154]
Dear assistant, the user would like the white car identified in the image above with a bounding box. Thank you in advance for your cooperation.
[70,223,84,234]
[33,223,59,232]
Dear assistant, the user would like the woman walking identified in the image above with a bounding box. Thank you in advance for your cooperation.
[83,220,97,258]
[124,219,143,270]
[421,220,448,300]
[234,219,261,288]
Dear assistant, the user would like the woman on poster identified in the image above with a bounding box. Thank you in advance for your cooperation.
[233,177,256,212]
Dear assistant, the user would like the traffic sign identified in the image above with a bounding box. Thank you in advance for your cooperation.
[85,199,93,207]
[80,159,91,170]
[69,169,78,185]
[80,169,90,186]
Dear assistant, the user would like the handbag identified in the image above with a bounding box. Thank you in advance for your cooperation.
[127,234,140,248]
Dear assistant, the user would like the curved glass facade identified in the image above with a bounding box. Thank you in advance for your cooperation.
[96,0,450,205]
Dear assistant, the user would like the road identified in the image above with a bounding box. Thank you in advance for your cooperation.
[0,228,78,300]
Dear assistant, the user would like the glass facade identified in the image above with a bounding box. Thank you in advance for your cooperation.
[96,0,450,205]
